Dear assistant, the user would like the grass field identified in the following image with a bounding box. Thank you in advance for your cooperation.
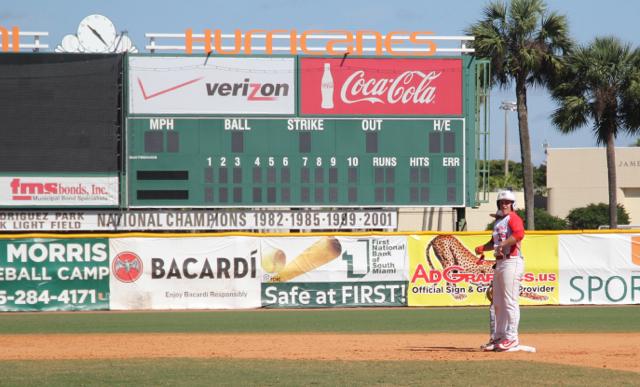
[1,306,639,386]
[0,305,638,334]
[2,359,639,386]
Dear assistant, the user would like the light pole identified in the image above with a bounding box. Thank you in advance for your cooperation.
[499,101,517,177]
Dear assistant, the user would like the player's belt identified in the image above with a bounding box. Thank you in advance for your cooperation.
[496,255,521,260]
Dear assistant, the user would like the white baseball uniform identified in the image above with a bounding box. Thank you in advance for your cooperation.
[491,212,525,342]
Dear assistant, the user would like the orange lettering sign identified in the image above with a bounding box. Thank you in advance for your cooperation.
[184,28,437,56]
[0,26,20,52]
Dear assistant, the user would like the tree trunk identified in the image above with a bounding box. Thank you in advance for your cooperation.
[515,77,535,230]
[605,131,618,228]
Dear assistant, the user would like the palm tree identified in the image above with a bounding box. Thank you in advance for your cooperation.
[551,37,640,228]
[467,0,572,229]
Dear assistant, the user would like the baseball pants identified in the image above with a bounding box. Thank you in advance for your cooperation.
[492,257,524,341]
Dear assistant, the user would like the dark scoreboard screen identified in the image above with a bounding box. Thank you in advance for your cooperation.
[126,117,466,207]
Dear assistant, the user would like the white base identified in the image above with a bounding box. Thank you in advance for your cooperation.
[505,345,536,353]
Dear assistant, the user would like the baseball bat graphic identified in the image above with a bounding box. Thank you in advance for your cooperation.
[271,237,342,282]
[261,248,286,273]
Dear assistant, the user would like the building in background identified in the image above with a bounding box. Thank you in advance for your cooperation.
[397,191,525,232]
[547,147,640,225]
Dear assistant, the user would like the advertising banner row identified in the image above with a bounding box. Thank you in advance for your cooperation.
[128,56,464,116]
[1,233,638,311]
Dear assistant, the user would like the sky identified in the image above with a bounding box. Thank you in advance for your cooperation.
[2,0,640,166]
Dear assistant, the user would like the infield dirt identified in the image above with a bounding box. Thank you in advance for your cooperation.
[1,333,638,373]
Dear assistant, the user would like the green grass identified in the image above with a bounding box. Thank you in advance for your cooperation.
[0,306,638,334]
[0,359,638,386]
[1,307,638,385]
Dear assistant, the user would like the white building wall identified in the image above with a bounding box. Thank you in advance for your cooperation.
[547,147,640,225]
[396,191,525,232]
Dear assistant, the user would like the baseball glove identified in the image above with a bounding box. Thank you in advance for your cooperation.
[486,283,493,303]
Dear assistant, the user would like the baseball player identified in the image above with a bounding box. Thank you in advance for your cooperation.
[476,209,502,351]
[475,190,525,351]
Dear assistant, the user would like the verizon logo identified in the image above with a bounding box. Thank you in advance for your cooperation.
[137,77,204,100]
[206,78,289,101]
[340,70,441,105]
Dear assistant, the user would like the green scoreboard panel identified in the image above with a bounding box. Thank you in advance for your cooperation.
[126,117,466,207]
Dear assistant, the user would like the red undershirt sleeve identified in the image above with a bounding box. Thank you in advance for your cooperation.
[508,215,525,241]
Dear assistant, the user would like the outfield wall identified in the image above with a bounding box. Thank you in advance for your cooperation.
[0,232,638,311]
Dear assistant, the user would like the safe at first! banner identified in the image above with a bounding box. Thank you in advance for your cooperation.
[407,234,559,306]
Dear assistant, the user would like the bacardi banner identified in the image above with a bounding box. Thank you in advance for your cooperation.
[109,237,261,309]
[128,56,295,114]
[299,57,462,115]
[0,176,119,207]
[407,234,559,307]
[559,234,640,305]
[0,238,110,311]
[261,236,408,308]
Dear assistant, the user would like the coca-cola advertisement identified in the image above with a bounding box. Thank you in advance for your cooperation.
[300,57,462,115]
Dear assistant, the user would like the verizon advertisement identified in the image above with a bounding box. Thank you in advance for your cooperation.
[109,237,261,310]
[128,56,295,115]
[0,176,119,207]
[300,57,462,115]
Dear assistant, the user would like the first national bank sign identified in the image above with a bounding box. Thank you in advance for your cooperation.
[1,24,442,55]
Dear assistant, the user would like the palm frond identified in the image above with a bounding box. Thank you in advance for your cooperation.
[551,36,640,144]
[539,11,573,55]
[620,50,640,130]
[509,0,543,37]
[483,0,508,21]
[552,96,589,133]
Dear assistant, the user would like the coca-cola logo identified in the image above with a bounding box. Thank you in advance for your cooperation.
[301,58,462,115]
[340,70,441,105]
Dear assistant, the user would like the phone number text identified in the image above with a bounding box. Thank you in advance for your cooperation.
[0,289,101,305]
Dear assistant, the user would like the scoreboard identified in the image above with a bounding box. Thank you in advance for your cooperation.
[126,117,466,207]
[0,53,482,223]
[125,55,478,209]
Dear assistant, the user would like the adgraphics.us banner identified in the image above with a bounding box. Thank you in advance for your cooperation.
[407,234,559,307]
